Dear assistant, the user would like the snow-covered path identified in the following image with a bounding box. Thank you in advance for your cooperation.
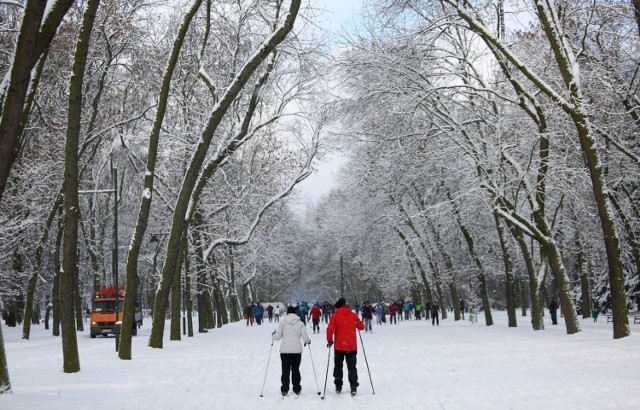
[2,311,639,409]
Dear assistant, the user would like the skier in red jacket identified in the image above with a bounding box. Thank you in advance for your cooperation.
[326,298,365,396]
[308,304,323,334]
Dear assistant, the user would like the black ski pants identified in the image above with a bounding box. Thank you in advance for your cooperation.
[333,350,358,390]
[280,353,302,394]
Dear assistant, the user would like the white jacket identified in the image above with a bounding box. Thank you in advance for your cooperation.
[272,313,311,354]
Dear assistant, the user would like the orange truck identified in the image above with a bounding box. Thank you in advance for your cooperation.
[90,286,142,338]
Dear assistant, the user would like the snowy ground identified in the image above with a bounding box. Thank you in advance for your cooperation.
[1,310,639,410]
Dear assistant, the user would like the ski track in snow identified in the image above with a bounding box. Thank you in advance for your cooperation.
[2,311,639,409]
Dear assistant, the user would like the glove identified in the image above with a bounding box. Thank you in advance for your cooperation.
[327,341,333,348]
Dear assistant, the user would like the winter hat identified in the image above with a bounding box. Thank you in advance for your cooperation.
[287,306,297,314]
[335,298,346,309]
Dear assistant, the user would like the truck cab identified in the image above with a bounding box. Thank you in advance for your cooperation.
[90,286,142,338]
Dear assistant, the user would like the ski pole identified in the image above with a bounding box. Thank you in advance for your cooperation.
[308,343,321,395]
[357,329,375,394]
[259,336,275,397]
[321,344,331,399]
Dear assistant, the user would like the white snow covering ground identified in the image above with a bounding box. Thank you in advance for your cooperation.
[1,310,639,409]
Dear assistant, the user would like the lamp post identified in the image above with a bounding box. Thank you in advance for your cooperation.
[340,254,344,299]
[79,159,119,352]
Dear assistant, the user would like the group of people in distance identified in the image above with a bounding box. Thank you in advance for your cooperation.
[272,298,363,397]
[244,301,284,326]
[355,300,443,327]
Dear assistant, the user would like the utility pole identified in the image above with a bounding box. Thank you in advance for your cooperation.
[340,254,344,299]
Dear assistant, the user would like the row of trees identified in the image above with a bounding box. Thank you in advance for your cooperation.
[300,0,639,340]
[2,0,639,397]
[0,0,326,392]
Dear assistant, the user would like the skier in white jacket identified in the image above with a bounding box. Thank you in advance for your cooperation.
[272,305,311,396]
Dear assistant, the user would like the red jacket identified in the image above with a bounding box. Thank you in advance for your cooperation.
[389,304,398,314]
[327,306,365,351]
[309,306,322,320]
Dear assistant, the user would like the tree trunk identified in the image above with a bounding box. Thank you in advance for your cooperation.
[0,0,75,203]
[0,323,9,394]
[634,0,640,37]
[511,228,545,330]
[170,236,186,341]
[448,192,493,325]
[73,263,84,332]
[192,213,210,332]
[609,191,640,284]
[52,210,63,337]
[148,0,301,347]
[122,0,204,357]
[394,226,435,308]
[494,212,517,327]
[184,243,194,337]
[60,0,101,373]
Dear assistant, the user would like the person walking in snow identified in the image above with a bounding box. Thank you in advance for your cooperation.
[549,298,559,325]
[402,300,412,320]
[309,304,322,334]
[424,301,431,320]
[272,305,312,397]
[322,301,332,324]
[245,303,254,326]
[361,301,373,332]
[591,305,599,322]
[414,301,423,320]
[298,302,309,325]
[394,300,401,321]
[375,303,384,325]
[459,298,465,320]
[388,302,398,324]
[266,304,274,323]
[326,298,365,396]
[254,302,265,325]
[431,303,440,326]
[274,304,281,322]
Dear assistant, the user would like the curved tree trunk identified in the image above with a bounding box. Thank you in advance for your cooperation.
[60,0,101,373]
[510,227,545,330]
[119,0,204,359]
[448,192,494,325]
[149,0,302,348]
[0,0,75,203]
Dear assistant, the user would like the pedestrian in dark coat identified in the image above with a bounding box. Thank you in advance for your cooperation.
[549,298,559,325]
[431,303,440,326]
[322,301,332,323]
[273,306,311,396]
[266,304,274,322]
[361,302,373,332]
[326,298,365,396]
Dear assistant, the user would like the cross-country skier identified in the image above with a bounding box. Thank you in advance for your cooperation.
[326,298,365,396]
[272,305,311,397]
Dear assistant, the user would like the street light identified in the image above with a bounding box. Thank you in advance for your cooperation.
[79,158,119,352]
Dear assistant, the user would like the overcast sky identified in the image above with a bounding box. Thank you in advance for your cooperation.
[292,1,364,214]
